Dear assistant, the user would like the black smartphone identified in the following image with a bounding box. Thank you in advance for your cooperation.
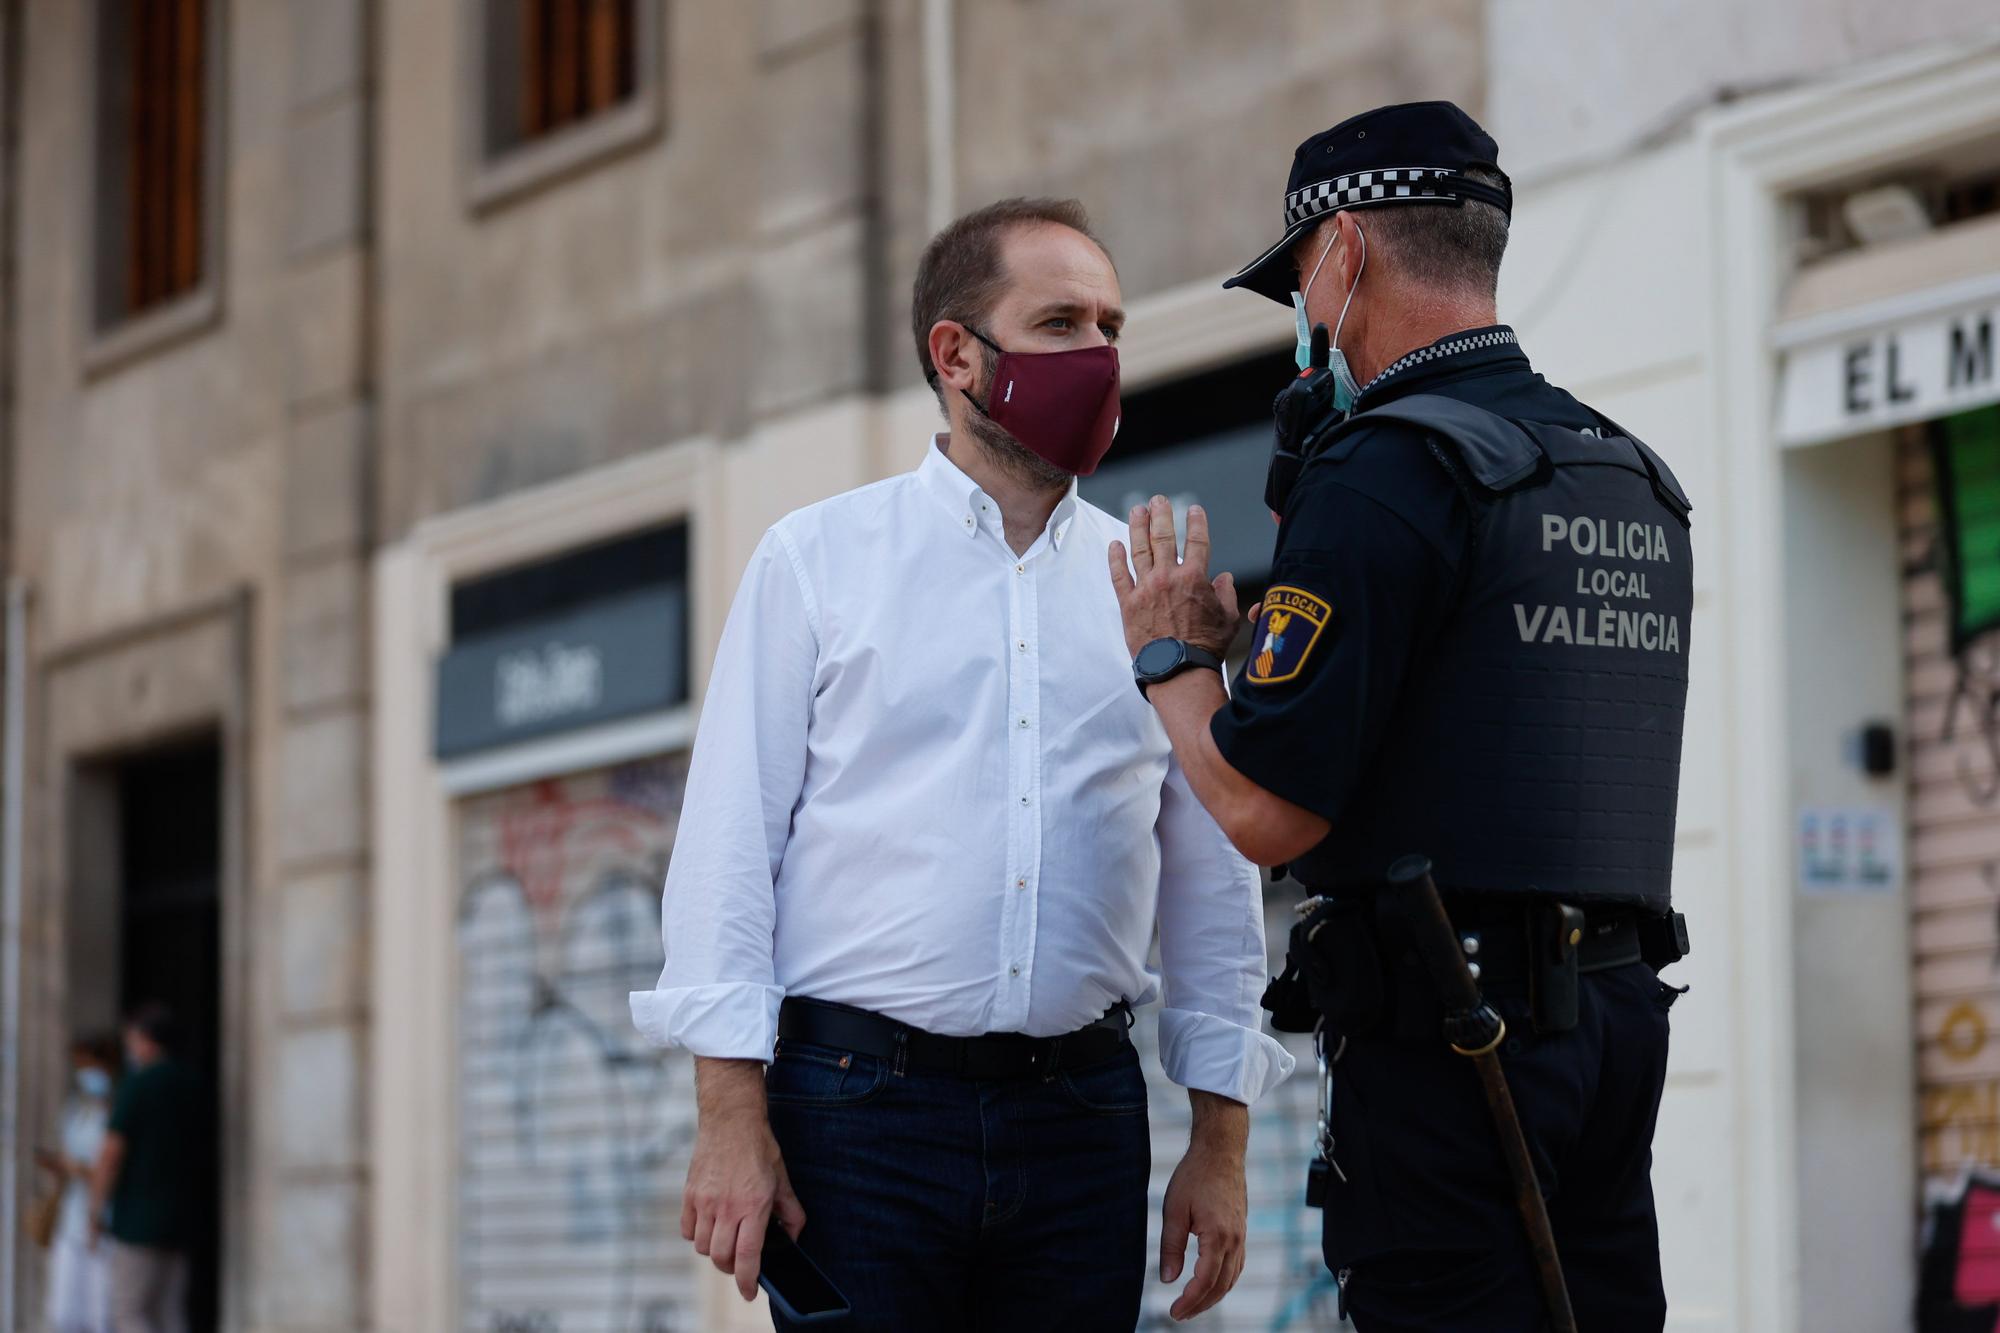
[758,1219,852,1323]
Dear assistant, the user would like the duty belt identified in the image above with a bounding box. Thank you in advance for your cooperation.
[1264,892,1689,1041]
[1436,902,1646,984]
[776,996,1133,1079]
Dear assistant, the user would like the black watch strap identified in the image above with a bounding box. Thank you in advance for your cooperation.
[1179,645,1224,674]
[1134,640,1224,698]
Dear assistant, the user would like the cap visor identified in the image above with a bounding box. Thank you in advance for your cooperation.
[1221,219,1313,306]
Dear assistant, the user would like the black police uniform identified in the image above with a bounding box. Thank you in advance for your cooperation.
[1215,104,1693,1333]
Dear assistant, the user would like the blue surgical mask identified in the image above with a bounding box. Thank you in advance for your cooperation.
[77,1068,111,1099]
[1292,219,1366,412]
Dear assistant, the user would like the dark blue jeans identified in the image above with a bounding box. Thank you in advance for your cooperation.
[764,1034,1152,1331]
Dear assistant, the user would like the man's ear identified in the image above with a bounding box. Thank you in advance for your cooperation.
[928,320,980,395]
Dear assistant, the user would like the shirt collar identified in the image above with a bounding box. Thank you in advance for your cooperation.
[1353,324,1526,409]
[919,434,1080,550]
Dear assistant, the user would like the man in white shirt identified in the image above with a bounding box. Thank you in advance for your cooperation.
[630,197,1292,1329]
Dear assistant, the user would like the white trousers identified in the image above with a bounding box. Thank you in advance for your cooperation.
[44,1231,111,1333]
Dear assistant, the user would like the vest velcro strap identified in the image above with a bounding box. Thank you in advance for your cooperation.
[1350,394,1545,491]
[1584,407,1693,525]
[1626,436,1692,524]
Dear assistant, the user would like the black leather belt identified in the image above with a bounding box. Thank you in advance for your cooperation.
[776,997,1133,1080]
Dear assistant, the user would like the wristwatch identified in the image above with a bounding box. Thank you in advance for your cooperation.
[1132,638,1224,698]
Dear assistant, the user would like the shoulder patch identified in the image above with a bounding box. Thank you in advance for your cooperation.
[1245,586,1332,685]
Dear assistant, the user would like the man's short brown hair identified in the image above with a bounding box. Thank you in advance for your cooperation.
[911,197,1110,396]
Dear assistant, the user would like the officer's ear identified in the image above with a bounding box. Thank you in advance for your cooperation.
[928,320,983,396]
[1334,212,1367,285]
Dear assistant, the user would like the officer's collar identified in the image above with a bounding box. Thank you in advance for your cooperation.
[1353,325,1525,409]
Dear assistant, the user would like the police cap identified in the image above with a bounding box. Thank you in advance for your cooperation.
[1223,100,1511,306]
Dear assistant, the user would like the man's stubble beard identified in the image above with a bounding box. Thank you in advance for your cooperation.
[965,344,1075,494]
[966,412,1075,493]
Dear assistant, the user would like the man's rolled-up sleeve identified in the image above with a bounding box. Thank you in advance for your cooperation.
[1154,751,1297,1105]
[628,527,818,1061]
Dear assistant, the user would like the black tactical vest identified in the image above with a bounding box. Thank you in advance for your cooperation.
[1291,394,1694,908]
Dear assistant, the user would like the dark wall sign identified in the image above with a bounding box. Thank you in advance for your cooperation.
[434,585,688,759]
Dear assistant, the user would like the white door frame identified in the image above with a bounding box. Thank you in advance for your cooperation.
[1698,37,2000,1333]
[370,438,720,1333]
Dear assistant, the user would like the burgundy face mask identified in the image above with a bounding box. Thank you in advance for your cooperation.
[965,329,1122,476]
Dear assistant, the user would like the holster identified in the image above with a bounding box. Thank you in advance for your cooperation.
[1639,909,1691,969]
[1262,896,1392,1038]
[1528,902,1586,1034]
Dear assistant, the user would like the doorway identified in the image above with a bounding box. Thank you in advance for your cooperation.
[87,736,224,1330]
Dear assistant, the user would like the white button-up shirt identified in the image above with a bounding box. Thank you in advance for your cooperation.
[629,437,1294,1104]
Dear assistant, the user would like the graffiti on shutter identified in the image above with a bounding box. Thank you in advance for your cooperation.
[457,756,698,1333]
[1905,417,2000,1331]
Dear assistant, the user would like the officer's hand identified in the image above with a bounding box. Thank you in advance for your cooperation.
[1108,496,1240,658]
[1159,1130,1249,1321]
[683,1059,807,1302]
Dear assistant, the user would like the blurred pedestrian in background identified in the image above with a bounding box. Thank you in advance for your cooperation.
[34,1035,119,1333]
[90,1002,202,1333]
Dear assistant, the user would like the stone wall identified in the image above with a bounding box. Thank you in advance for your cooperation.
[945,0,1484,314]
[9,0,375,1326]
[375,0,882,541]
[9,1,1492,1325]
[377,0,1489,535]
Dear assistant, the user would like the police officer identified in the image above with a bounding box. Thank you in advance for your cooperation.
[1109,101,1692,1331]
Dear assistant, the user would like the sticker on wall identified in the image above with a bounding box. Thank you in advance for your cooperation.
[1798,805,1904,895]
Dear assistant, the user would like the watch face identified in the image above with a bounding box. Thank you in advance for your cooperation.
[1135,639,1184,678]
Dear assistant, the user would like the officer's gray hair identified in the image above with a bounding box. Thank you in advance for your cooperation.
[1360,166,1511,298]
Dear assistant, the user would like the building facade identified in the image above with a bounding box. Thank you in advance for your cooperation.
[367,6,1480,1330]
[1483,13,2000,1330]
[2,0,373,1327]
[4,2,1998,1331]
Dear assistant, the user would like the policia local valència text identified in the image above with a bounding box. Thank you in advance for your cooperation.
[1516,512,1683,654]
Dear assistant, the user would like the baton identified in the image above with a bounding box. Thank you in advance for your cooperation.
[1386,854,1577,1333]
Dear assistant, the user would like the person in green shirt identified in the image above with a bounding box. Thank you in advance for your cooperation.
[89,1001,202,1333]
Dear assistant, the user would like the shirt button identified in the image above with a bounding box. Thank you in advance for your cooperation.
[1017,641,1027,652]
[1019,795,1030,805]
[1016,877,1027,889]
[1015,564,1025,575]
[1018,717,1029,728]
[963,515,974,528]
[1010,966,1021,977]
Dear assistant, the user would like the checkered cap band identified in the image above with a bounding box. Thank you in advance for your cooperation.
[1284,167,1465,228]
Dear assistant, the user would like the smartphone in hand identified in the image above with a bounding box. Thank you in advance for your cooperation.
[757,1218,851,1324]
